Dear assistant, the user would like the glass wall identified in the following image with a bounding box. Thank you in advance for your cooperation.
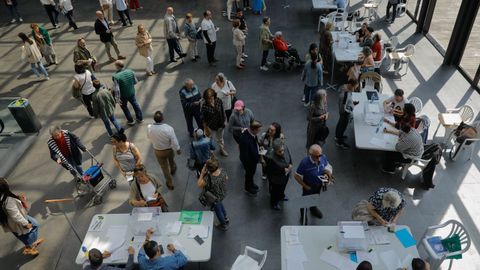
[406,0,423,20]
[428,0,462,51]
[459,11,480,84]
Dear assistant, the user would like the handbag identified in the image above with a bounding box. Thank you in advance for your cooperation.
[317,123,329,141]
[198,174,218,207]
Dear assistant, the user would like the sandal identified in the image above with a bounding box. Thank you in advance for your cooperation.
[32,238,45,248]
[23,247,39,256]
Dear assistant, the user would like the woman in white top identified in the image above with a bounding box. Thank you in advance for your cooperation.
[232,19,246,69]
[129,165,168,212]
[59,0,78,30]
[73,64,96,118]
[211,73,236,121]
[18,32,49,80]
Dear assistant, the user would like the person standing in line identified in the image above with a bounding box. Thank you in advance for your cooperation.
[197,156,230,230]
[319,22,333,74]
[47,126,86,178]
[164,7,186,63]
[306,90,329,148]
[115,0,133,27]
[99,0,114,24]
[31,23,57,66]
[385,0,399,24]
[335,79,359,149]
[239,120,263,196]
[73,64,96,118]
[301,53,323,107]
[73,38,97,73]
[129,0,142,11]
[201,10,219,66]
[0,178,44,256]
[147,111,181,191]
[135,24,155,76]
[94,10,127,62]
[112,60,143,125]
[229,100,254,144]
[258,122,284,180]
[111,132,142,183]
[39,0,59,28]
[18,33,49,80]
[179,78,202,137]
[294,144,333,222]
[91,80,124,137]
[211,73,236,121]
[59,0,78,30]
[5,0,23,23]
[190,129,216,176]
[232,19,246,69]
[259,16,273,71]
[201,88,229,157]
[129,165,168,211]
[184,13,200,62]
[265,139,292,210]
[243,0,251,10]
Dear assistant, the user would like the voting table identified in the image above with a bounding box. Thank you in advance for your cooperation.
[312,0,337,10]
[75,211,214,265]
[329,31,364,86]
[281,225,420,270]
[352,91,399,151]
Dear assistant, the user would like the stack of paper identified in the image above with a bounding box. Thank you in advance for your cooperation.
[370,229,390,245]
[165,221,182,236]
[286,245,308,270]
[187,225,209,239]
[285,227,301,245]
[319,249,357,270]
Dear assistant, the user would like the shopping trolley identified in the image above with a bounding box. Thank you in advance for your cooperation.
[73,149,116,205]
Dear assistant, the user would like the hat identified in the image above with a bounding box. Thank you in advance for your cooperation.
[194,128,204,137]
[234,100,244,110]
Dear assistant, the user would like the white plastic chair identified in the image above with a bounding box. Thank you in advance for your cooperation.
[382,36,399,70]
[409,96,423,114]
[391,44,415,76]
[363,0,383,21]
[334,9,348,31]
[396,0,407,17]
[448,120,480,161]
[359,71,383,93]
[436,105,475,143]
[401,154,431,179]
[318,11,336,32]
[418,220,471,270]
[231,246,268,270]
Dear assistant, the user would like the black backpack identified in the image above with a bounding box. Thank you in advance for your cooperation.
[422,143,442,164]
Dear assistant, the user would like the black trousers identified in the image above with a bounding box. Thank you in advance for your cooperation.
[43,4,59,27]
[261,50,269,66]
[270,181,287,206]
[206,42,216,63]
[386,2,398,22]
[167,38,183,61]
[82,93,94,117]
[65,10,78,29]
[183,109,202,136]
[335,112,351,143]
[243,162,257,189]
[117,9,132,25]
[382,151,410,172]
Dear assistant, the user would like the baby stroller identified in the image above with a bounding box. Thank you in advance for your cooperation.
[272,45,303,72]
[74,149,116,205]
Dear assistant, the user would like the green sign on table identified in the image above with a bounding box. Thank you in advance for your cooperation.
[179,211,203,224]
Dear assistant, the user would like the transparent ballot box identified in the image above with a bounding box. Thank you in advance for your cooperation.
[129,207,162,236]
[337,221,369,251]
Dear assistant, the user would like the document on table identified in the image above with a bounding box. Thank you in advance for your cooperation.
[286,244,307,262]
[320,249,357,270]
[137,212,153,221]
[187,225,209,238]
[105,225,128,251]
[356,250,379,265]
[285,227,301,245]
[110,246,129,262]
[395,228,417,248]
[165,221,182,236]
[380,250,401,270]
[370,229,390,245]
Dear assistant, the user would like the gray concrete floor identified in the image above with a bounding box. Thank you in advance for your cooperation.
[0,0,479,269]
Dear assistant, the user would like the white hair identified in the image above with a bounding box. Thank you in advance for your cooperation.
[49,125,62,135]
[275,31,282,37]
[308,144,322,155]
[382,191,402,209]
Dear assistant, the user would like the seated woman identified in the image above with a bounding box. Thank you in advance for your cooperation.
[359,46,375,73]
[384,103,416,129]
[129,165,168,212]
[367,187,405,226]
[272,31,302,63]
[353,22,368,42]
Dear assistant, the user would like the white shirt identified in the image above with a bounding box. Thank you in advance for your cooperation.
[114,0,127,10]
[99,0,112,5]
[59,0,73,11]
[40,0,55,5]
[74,70,95,95]
[147,123,180,151]
[139,181,156,201]
[211,81,236,111]
[201,18,217,43]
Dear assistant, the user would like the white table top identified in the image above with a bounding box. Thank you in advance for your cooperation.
[352,92,398,151]
[75,211,214,264]
[312,0,337,10]
[332,31,363,62]
[281,225,420,270]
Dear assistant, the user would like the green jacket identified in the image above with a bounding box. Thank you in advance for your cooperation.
[259,24,273,51]
[112,68,137,98]
[91,86,116,119]
[32,26,52,45]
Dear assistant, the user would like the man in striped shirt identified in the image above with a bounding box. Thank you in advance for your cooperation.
[382,123,424,174]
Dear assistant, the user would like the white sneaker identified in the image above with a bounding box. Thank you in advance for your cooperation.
[303,102,310,107]
[266,61,272,65]
[260,66,269,71]
[45,76,50,80]
[242,53,248,58]
[10,19,16,23]
[19,18,23,22]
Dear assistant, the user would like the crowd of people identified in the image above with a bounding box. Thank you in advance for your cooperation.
[1,0,438,269]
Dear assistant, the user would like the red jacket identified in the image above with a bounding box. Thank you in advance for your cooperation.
[273,38,288,52]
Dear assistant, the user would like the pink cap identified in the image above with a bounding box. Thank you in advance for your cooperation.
[234,100,244,110]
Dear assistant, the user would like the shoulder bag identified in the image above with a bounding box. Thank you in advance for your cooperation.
[72,73,87,99]
[198,174,218,207]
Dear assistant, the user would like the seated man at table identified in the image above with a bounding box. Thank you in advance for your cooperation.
[382,122,424,174]
[272,31,302,64]
[356,261,373,270]
[383,89,408,118]
[410,258,431,270]
[367,187,405,226]
[83,247,134,270]
[138,228,188,270]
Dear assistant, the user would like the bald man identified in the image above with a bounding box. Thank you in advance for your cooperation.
[164,7,186,62]
[94,10,126,62]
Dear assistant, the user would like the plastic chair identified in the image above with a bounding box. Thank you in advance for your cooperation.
[401,154,431,179]
[334,9,348,31]
[231,246,268,270]
[382,36,399,70]
[363,0,383,21]
[391,44,415,76]
[318,11,336,32]
[447,120,480,161]
[436,105,475,143]
[359,71,383,93]
[408,96,423,114]
[418,220,471,270]
[396,0,407,17]
[374,42,387,72]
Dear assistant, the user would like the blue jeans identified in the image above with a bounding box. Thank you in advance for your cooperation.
[13,216,39,247]
[120,95,143,123]
[304,85,318,105]
[211,202,227,225]
[30,62,48,78]
[101,114,122,136]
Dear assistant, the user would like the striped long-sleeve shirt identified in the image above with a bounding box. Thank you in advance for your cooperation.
[396,129,424,159]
